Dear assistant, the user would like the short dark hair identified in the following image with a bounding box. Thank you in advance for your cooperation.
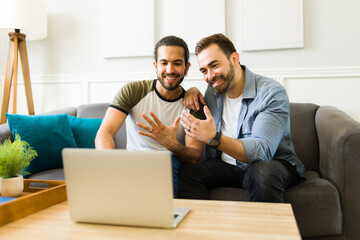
[154,35,189,65]
[195,33,237,59]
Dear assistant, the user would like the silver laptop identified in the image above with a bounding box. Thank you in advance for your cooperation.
[62,148,190,228]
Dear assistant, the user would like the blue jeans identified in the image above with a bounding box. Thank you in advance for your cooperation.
[179,159,298,202]
[171,155,184,198]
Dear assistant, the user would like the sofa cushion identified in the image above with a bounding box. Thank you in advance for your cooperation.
[27,168,64,180]
[6,113,78,174]
[77,103,108,119]
[77,103,127,149]
[26,168,65,188]
[67,116,102,148]
[208,171,342,238]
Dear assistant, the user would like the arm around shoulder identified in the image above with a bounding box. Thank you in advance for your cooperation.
[183,87,206,111]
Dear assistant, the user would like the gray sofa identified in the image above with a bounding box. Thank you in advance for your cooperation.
[1,102,359,240]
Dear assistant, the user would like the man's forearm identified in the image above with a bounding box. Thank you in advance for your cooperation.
[95,107,126,150]
[167,141,202,164]
[217,135,248,163]
[95,132,115,149]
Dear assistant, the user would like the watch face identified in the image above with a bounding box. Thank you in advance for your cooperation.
[208,132,221,149]
[209,139,219,147]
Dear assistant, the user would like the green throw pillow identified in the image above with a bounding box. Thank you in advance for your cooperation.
[5,113,78,174]
[67,115,102,148]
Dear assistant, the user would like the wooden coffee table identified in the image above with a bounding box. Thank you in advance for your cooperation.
[0,199,301,239]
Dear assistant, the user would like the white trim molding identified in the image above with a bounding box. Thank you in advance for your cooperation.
[1,66,360,86]
[1,66,360,120]
[255,66,360,79]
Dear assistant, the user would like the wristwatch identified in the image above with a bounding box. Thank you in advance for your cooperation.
[208,132,222,149]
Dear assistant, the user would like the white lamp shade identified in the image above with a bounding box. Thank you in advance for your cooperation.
[0,0,47,40]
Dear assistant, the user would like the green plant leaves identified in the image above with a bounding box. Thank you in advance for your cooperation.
[0,133,38,179]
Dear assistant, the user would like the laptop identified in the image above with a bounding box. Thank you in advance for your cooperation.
[62,148,190,228]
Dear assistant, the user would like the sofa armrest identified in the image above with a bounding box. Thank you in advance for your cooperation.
[315,106,360,238]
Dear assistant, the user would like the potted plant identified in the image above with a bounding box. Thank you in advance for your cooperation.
[0,133,37,197]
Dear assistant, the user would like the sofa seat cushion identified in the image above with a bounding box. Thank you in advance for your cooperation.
[208,171,322,202]
[26,168,65,188]
[209,171,342,238]
[27,168,65,181]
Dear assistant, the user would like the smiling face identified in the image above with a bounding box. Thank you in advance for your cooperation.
[154,46,190,91]
[197,44,236,95]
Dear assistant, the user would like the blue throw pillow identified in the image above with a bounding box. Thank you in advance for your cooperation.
[5,113,78,174]
[67,115,102,148]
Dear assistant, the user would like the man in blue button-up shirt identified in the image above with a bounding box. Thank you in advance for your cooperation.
[179,34,305,202]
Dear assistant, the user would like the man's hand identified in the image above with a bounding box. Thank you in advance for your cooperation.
[183,87,206,111]
[181,106,217,143]
[136,111,180,149]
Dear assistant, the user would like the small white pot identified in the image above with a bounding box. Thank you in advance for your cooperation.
[0,175,24,197]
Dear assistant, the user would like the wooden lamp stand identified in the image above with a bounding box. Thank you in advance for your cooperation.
[0,30,35,124]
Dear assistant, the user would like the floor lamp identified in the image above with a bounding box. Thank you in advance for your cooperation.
[0,0,47,124]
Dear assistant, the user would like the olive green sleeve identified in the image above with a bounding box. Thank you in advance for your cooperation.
[110,80,154,114]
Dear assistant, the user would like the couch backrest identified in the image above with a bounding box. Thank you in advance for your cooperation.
[290,103,320,172]
[77,103,126,149]
[76,102,321,172]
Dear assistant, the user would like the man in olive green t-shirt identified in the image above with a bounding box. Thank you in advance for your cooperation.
[95,36,205,198]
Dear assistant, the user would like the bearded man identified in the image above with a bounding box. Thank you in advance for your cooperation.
[179,34,305,202]
[95,36,204,198]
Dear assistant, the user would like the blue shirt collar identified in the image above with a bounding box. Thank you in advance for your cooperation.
[242,65,257,100]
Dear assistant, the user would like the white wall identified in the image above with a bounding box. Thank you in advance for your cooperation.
[1,0,360,121]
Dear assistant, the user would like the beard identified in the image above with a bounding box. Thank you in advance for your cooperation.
[209,63,235,95]
[157,72,185,91]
